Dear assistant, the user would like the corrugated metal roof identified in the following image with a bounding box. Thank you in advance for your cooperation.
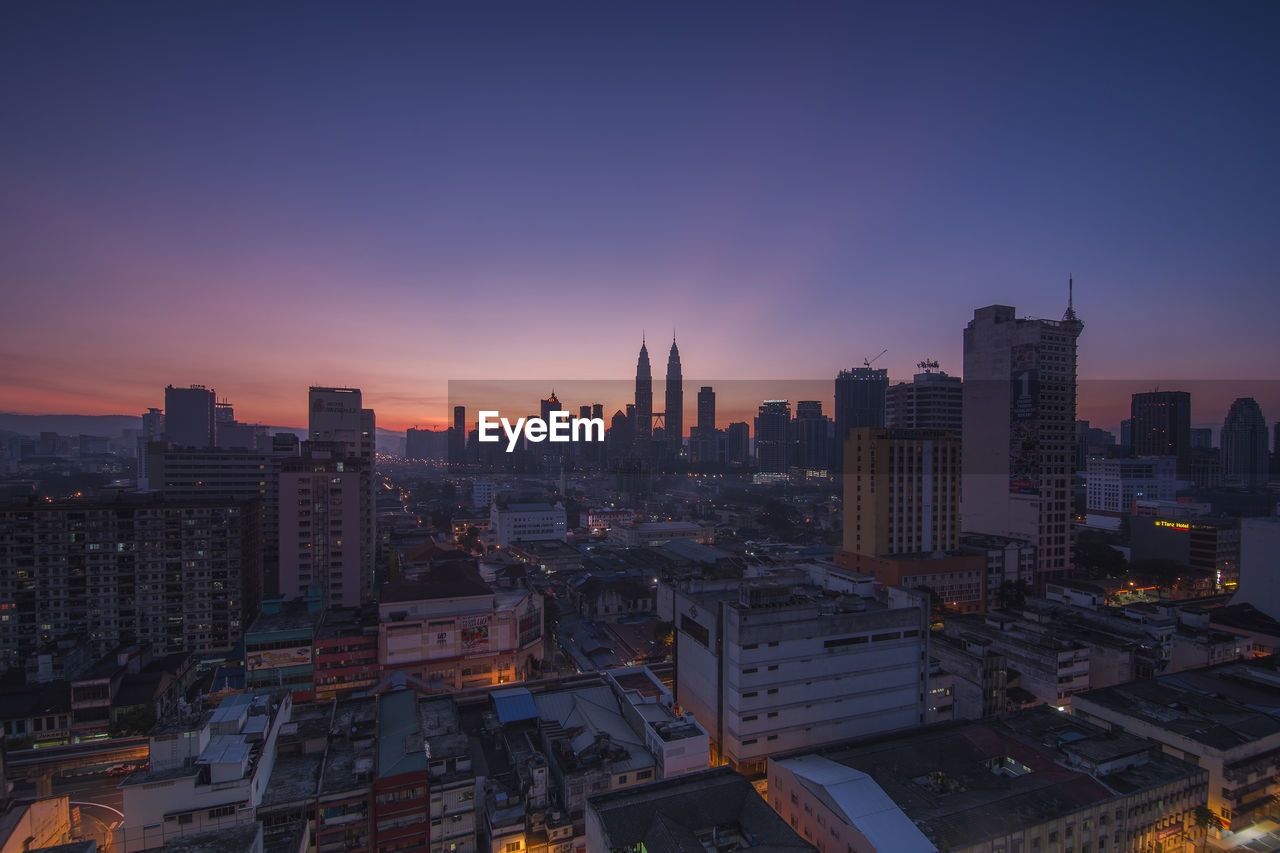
[491,686,539,724]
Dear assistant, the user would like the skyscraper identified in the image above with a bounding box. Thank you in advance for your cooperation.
[1273,422,1280,476]
[833,368,888,476]
[794,400,829,471]
[885,366,962,434]
[136,406,164,488]
[450,404,466,463]
[1130,390,1191,476]
[962,296,1083,588]
[164,384,216,448]
[279,445,365,607]
[1221,397,1268,488]
[308,387,377,603]
[754,400,791,473]
[665,336,683,458]
[540,391,564,425]
[696,386,715,434]
[726,422,750,466]
[691,386,718,464]
[634,337,652,451]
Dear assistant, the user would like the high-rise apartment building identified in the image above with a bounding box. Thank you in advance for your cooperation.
[665,337,683,458]
[634,338,652,450]
[278,445,366,608]
[1131,390,1192,477]
[753,400,791,473]
[1221,397,1269,488]
[833,367,888,476]
[163,384,216,448]
[0,494,260,668]
[837,428,984,612]
[885,367,962,434]
[844,427,961,557]
[962,299,1083,587]
[308,387,376,603]
[145,435,298,597]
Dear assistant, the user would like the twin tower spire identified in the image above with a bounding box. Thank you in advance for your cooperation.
[635,334,682,451]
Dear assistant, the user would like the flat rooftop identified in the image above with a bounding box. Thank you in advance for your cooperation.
[588,766,812,852]
[247,602,321,636]
[260,752,324,808]
[1075,660,1280,750]
[807,706,1201,851]
[380,573,492,603]
[162,823,262,853]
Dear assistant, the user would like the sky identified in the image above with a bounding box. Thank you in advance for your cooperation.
[2,2,1278,433]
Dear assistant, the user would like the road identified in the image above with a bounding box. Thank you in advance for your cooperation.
[13,769,126,849]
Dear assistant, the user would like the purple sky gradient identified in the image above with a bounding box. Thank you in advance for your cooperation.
[2,3,1277,431]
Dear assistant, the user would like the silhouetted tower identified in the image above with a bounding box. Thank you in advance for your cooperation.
[635,337,653,450]
[666,335,683,457]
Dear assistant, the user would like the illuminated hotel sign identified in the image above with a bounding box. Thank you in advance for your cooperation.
[1153,520,1189,530]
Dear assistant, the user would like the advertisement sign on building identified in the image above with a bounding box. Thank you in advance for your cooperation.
[1010,343,1039,495]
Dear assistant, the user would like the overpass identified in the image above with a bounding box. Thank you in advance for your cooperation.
[6,737,149,794]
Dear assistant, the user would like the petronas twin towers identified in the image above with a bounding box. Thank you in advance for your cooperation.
[634,334,682,457]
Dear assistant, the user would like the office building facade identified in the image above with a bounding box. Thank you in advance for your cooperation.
[163,384,216,448]
[885,367,962,434]
[1222,397,1269,488]
[308,387,376,603]
[833,367,888,476]
[962,301,1083,587]
[1130,390,1192,476]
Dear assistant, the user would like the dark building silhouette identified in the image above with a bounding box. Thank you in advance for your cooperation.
[634,338,652,451]
[726,421,750,466]
[834,367,888,476]
[665,336,683,458]
[754,400,791,473]
[691,386,717,463]
[697,386,715,433]
[164,384,216,448]
[1273,422,1280,476]
[1222,397,1268,488]
[449,405,466,462]
[794,400,829,471]
[406,427,448,460]
[1131,390,1191,476]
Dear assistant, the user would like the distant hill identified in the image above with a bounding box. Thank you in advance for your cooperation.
[0,413,405,452]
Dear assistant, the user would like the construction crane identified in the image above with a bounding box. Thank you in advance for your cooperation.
[864,349,888,368]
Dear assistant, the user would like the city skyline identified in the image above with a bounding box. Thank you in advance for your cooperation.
[3,3,1278,430]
